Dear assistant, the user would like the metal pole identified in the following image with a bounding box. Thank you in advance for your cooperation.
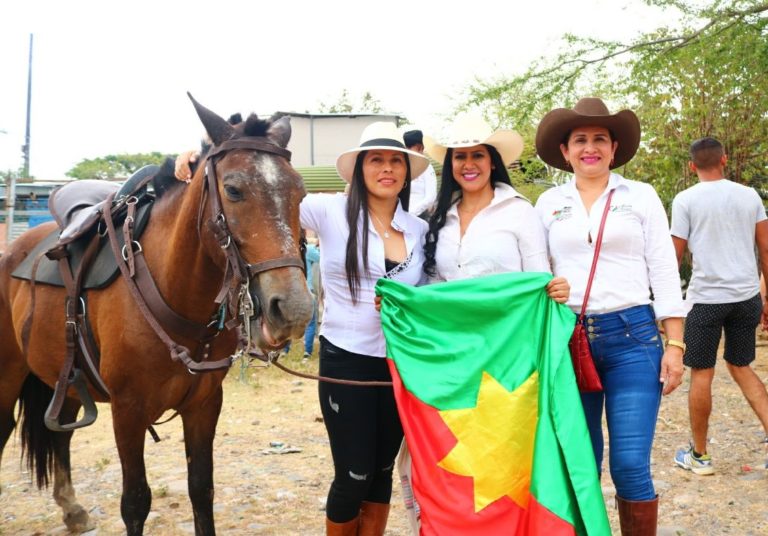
[7,34,32,245]
[6,173,16,246]
[309,115,315,166]
[22,33,33,178]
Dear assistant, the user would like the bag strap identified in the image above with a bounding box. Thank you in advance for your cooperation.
[578,188,615,319]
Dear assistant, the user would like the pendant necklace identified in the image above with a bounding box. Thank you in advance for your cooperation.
[371,212,391,239]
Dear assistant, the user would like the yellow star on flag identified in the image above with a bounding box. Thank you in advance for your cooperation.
[437,370,539,513]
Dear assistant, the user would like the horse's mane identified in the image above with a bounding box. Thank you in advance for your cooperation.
[151,113,276,200]
[239,113,271,137]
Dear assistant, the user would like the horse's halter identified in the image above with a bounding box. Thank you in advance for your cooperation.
[202,137,305,351]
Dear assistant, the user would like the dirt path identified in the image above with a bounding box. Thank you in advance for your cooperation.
[2,340,768,535]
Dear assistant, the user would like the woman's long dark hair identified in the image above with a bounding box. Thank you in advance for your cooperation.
[423,144,511,278]
[345,150,412,303]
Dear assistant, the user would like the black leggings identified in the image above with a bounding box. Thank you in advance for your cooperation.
[318,336,403,523]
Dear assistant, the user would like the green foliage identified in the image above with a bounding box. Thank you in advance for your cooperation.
[66,152,167,180]
[465,0,768,206]
[626,7,768,203]
[317,89,385,114]
[509,141,558,203]
[0,167,30,183]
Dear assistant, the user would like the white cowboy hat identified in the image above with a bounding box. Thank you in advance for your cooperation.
[335,122,429,183]
[424,113,524,167]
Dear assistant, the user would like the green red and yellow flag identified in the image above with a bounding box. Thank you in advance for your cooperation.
[377,272,610,536]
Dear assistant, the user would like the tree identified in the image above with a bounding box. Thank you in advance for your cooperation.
[317,89,384,114]
[625,1,768,201]
[0,167,30,184]
[67,152,167,180]
[464,0,768,203]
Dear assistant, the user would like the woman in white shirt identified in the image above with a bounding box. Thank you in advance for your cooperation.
[300,122,429,536]
[534,97,685,535]
[423,113,569,299]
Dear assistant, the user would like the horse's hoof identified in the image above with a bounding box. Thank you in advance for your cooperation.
[63,507,93,533]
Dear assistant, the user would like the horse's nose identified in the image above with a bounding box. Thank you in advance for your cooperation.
[268,295,287,325]
[266,291,313,338]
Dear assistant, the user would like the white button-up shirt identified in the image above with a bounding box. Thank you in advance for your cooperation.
[409,164,438,216]
[535,173,685,320]
[300,193,427,357]
[433,183,551,282]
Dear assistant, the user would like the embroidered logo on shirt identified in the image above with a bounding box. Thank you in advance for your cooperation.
[610,204,632,213]
[552,206,573,221]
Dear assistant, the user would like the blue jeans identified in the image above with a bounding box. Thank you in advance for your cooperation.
[580,304,663,501]
[303,297,317,355]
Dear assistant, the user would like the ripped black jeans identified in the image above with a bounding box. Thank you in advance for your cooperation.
[318,336,403,523]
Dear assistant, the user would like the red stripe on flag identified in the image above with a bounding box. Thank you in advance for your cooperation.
[389,360,575,536]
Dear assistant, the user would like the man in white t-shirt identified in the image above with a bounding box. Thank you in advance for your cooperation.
[671,137,768,475]
[402,130,437,219]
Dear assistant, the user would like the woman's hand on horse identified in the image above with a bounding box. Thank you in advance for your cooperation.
[175,150,199,182]
[546,277,570,304]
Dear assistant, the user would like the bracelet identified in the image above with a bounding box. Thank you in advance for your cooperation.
[665,338,687,355]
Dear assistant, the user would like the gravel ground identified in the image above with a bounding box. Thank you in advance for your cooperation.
[2,336,768,535]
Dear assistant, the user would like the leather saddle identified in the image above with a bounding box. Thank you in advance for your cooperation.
[12,166,157,288]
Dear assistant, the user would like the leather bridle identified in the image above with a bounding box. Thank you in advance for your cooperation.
[107,135,305,373]
[201,138,305,354]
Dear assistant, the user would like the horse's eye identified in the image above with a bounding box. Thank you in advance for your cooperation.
[224,185,243,201]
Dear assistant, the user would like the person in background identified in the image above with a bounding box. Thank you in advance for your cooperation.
[670,136,768,476]
[302,232,321,360]
[300,122,429,535]
[402,129,437,219]
[534,97,686,535]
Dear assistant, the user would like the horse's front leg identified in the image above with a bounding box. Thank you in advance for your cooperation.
[181,384,223,536]
[52,398,93,532]
[112,401,152,536]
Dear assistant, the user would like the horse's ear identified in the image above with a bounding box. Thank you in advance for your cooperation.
[267,116,292,149]
[187,92,236,146]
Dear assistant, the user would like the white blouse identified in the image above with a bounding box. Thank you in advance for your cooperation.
[300,193,427,357]
[535,173,685,320]
[433,183,551,282]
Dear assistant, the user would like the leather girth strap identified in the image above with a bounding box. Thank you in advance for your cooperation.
[103,192,232,373]
[43,232,104,431]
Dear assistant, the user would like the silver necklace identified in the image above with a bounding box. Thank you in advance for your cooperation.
[371,212,392,239]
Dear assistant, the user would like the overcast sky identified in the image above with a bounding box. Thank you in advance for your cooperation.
[0,0,672,179]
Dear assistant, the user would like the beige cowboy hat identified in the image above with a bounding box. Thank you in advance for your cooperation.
[335,122,429,183]
[423,113,524,167]
[535,97,641,171]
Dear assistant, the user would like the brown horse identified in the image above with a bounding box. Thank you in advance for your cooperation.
[0,97,313,535]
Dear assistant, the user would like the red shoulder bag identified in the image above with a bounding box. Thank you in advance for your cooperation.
[569,189,614,393]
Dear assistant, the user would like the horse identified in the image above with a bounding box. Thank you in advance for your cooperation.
[0,95,314,535]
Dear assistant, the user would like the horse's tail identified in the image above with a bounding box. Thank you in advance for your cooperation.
[18,374,57,489]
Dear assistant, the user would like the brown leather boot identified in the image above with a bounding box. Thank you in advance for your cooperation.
[616,495,658,536]
[358,501,391,536]
[326,516,359,536]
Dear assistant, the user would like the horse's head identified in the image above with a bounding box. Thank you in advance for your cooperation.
[189,94,313,352]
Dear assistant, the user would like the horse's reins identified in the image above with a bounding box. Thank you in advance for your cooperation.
[243,349,394,387]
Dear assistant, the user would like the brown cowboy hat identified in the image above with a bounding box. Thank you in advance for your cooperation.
[535,97,641,171]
